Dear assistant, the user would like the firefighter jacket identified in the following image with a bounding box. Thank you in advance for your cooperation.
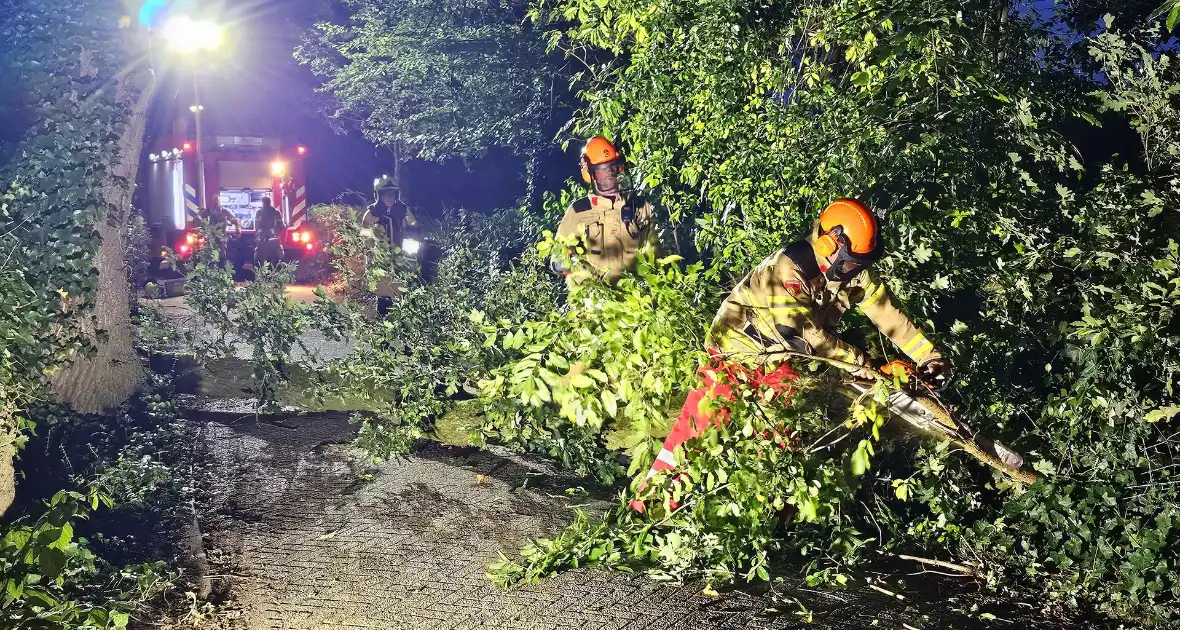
[361,201,417,247]
[358,201,419,298]
[707,240,943,371]
[255,205,284,239]
[199,205,242,232]
[554,193,656,285]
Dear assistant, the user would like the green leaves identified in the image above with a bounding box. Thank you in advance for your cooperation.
[569,373,596,389]
[296,0,572,161]
[479,246,710,483]
[1144,405,1180,423]
[849,439,875,477]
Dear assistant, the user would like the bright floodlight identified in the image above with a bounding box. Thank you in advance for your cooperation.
[402,238,421,255]
[163,16,223,53]
[270,161,287,177]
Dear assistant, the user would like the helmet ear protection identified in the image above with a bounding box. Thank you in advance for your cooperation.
[813,233,840,258]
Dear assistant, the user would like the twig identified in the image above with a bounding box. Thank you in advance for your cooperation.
[902,624,922,630]
[896,554,977,576]
[868,584,906,600]
[860,501,883,543]
[907,569,971,578]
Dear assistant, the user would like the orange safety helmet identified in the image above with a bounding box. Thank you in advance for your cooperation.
[812,198,883,282]
[580,136,623,184]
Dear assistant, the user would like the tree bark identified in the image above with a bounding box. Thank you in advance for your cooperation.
[50,33,156,414]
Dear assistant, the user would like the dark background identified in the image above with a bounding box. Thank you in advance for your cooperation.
[140,0,562,214]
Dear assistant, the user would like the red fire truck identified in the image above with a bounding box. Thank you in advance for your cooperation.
[142,133,315,270]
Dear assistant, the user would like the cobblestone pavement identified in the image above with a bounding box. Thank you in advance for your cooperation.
[195,411,1094,630]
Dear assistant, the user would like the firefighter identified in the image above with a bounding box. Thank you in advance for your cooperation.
[198,202,243,233]
[253,196,285,267]
[360,175,418,316]
[551,136,657,287]
[196,202,242,264]
[632,198,951,511]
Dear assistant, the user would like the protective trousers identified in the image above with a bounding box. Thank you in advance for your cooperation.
[629,358,799,513]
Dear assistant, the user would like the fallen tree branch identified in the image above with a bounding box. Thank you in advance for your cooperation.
[896,553,977,576]
[868,584,906,600]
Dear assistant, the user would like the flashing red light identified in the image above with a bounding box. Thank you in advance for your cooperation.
[296,145,307,155]
[185,233,197,245]
[179,244,191,254]
[182,142,193,151]
[305,242,314,252]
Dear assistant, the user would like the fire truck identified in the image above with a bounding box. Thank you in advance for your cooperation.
[141,133,315,272]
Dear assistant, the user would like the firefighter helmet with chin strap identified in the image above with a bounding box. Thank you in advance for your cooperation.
[580,136,624,184]
[373,174,398,201]
[812,198,883,283]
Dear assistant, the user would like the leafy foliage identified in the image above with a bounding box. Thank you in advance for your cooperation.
[0,489,168,630]
[296,0,572,161]
[1,376,217,628]
[320,207,561,459]
[476,2,1180,625]
[489,372,894,591]
[0,0,149,449]
[477,242,712,483]
[177,220,349,412]
[0,1,232,627]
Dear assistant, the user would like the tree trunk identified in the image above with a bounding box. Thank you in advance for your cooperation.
[50,35,156,414]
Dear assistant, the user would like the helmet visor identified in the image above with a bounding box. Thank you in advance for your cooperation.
[588,160,623,192]
[823,230,879,282]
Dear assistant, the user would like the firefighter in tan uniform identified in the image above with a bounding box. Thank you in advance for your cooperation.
[358,175,419,316]
[551,136,656,287]
[631,198,950,512]
[708,199,946,377]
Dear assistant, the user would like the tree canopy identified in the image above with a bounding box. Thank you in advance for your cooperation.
[297,0,574,161]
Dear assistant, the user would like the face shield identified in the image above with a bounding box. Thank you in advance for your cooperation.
[588,160,623,195]
[822,226,880,283]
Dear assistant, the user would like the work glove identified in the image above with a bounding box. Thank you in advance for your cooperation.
[879,359,915,381]
[917,357,952,390]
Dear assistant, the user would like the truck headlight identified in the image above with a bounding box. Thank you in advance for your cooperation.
[401,238,421,255]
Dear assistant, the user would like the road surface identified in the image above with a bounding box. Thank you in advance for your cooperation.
[191,407,1095,630]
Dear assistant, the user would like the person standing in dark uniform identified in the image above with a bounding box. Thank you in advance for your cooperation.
[253,196,285,267]
[360,175,419,316]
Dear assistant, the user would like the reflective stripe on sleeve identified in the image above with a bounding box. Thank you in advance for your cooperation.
[902,333,935,362]
[717,328,764,355]
[766,294,799,305]
[768,305,810,316]
[859,281,887,309]
[909,340,935,362]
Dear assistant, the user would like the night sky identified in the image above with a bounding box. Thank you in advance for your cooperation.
[142,0,539,212]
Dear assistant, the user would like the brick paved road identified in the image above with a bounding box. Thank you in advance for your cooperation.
[196,411,1092,630]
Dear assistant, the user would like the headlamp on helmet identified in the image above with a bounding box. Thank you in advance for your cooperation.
[373,174,398,201]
